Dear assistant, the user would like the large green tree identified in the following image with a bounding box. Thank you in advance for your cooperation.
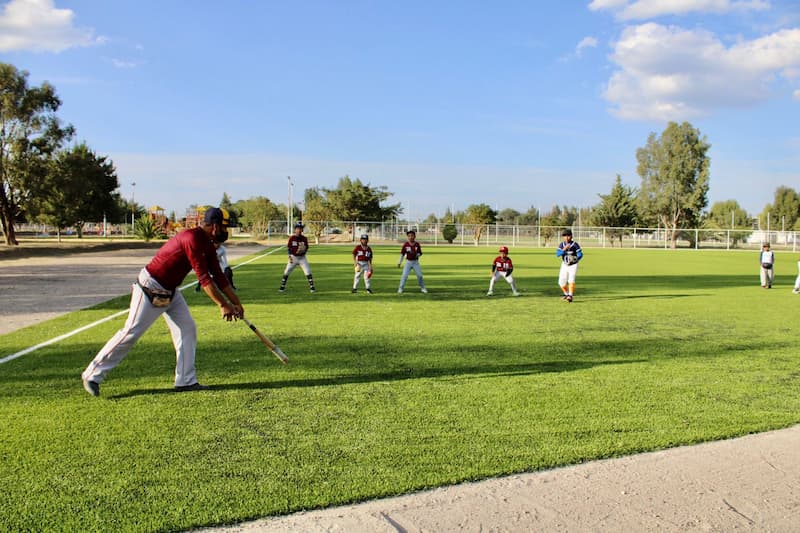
[703,199,752,246]
[636,121,711,248]
[592,175,639,246]
[0,63,73,244]
[27,143,119,238]
[759,186,800,231]
[235,196,282,238]
[463,203,496,245]
[322,176,401,229]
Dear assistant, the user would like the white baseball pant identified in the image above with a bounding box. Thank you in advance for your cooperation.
[489,271,518,293]
[353,261,372,289]
[558,262,579,286]
[82,268,198,387]
[284,255,312,276]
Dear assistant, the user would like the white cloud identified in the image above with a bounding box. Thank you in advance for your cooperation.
[604,23,800,120]
[794,89,800,100]
[0,0,102,52]
[576,36,599,56]
[589,0,770,21]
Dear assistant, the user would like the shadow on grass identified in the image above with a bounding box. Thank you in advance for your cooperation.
[107,357,645,399]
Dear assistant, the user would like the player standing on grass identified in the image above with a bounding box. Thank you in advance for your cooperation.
[279,222,315,293]
[487,246,520,297]
[81,207,243,397]
[397,229,427,294]
[352,234,374,294]
[556,228,583,302]
[759,242,775,289]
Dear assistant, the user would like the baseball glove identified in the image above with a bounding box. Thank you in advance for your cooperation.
[565,254,579,265]
[354,264,361,273]
[762,262,773,269]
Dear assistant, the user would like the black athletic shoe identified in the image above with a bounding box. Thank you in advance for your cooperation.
[351,288,357,293]
[82,378,100,397]
[174,382,209,392]
[566,295,573,303]
[366,288,374,294]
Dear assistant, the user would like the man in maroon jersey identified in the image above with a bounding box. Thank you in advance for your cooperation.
[352,233,374,294]
[279,222,315,293]
[487,245,520,297]
[397,229,427,294]
[81,207,244,397]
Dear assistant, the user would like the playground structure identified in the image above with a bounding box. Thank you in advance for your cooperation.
[147,206,173,235]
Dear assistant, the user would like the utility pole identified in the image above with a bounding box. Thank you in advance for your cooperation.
[131,181,136,231]
[287,176,293,234]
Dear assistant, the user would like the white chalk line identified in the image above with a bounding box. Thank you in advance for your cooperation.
[0,246,285,365]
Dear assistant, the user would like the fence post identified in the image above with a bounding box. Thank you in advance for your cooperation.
[695,228,699,250]
[633,227,637,249]
[727,229,730,250]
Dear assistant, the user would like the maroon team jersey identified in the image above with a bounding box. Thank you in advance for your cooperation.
[352,244,373,262]
[492,256,513,272]
[145,227,228,291]
[400,241,422,260]
[287,235,309,256]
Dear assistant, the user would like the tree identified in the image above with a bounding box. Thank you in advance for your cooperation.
[442,224,457,243]
[463,203,496,245]
[759,186,800,231]
[235,196,282,238]
[300,187,335,243]
[322,175,401,233]
[0,63,74,245]
[27,143,119,238]
[592,175,639,247]
[496,208,521,224]
[703,199,752,246]
[636,121,710,248]
[517,206,540,226]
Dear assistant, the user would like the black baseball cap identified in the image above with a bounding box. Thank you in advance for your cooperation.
[204,207,229,226]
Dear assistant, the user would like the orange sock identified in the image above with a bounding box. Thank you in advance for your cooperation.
[569,283,575,295]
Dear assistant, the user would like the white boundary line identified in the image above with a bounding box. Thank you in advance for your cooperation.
[0,246,285,365]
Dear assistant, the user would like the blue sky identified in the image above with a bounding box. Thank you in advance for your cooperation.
[1,0,798,221]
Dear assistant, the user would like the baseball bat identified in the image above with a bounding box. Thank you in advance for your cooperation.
[242,317,289,364]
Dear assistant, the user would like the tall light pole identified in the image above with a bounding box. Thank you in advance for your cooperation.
[131,181,137,231]
[287,176,294,234]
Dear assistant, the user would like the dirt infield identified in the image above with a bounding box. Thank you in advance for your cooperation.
[2,245,798,532]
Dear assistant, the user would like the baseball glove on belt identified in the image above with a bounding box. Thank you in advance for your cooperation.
[762,262,773,269]
[565,254,579,265]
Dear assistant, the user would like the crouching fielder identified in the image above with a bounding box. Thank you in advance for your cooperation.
[488,246,520,296]
[279,222,315,293]
[556,228,583,302]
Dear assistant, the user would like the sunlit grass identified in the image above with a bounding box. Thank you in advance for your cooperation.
[1,244,798,532]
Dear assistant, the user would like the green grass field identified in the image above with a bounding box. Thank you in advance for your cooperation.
[1,244,799,532]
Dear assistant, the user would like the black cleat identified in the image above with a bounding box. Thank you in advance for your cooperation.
[351,288,358,293]
[174,382,209,392]
[82,378,100,397]
[366,288,374,294]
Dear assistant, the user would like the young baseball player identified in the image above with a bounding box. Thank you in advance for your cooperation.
[81,207,243,397]
[793,257,800,294]
[759,242,774,289]
[397,229,427,294]
[487,246,520,296]
[556,228,583,302]
[352,233,374,294]
[279,222,315,293]
[196,241,235,292]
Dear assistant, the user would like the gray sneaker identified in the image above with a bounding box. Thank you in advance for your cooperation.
[82,378,100,397]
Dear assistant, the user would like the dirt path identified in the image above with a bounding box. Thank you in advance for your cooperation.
[2,246,798,532]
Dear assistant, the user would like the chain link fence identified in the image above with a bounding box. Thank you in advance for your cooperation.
[9,220,798,251]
